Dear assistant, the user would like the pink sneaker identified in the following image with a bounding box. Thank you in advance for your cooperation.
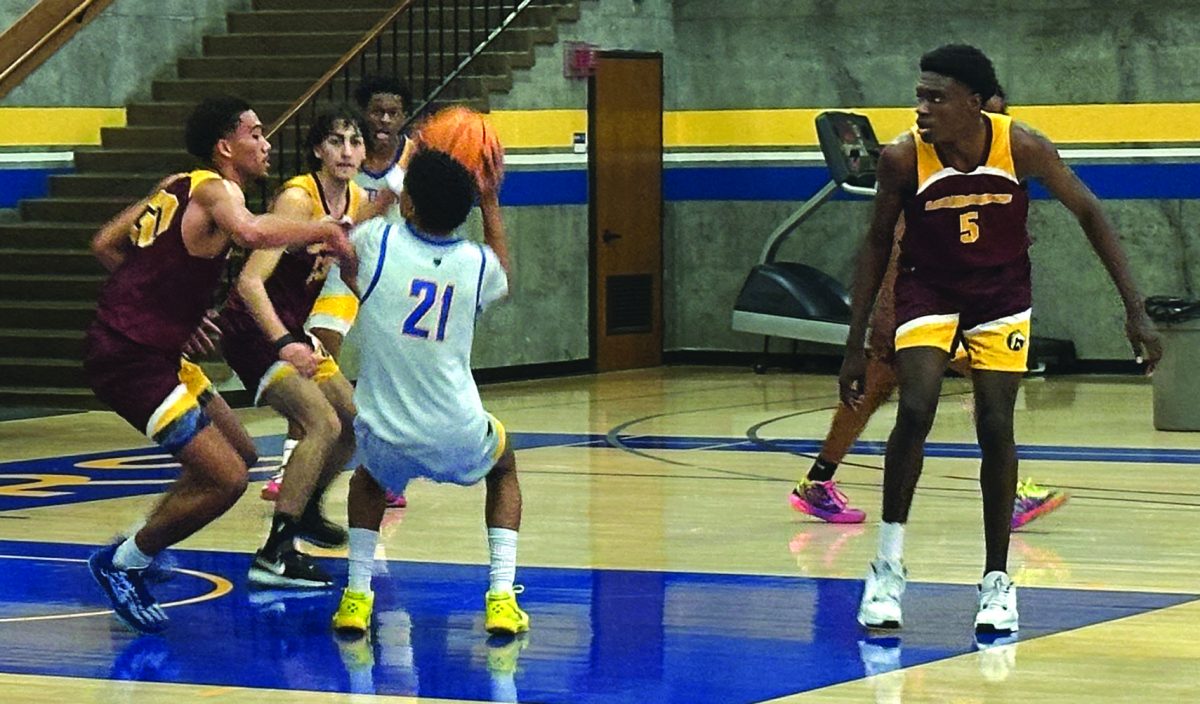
[1011,479,1068,530]
[261,470,284,501]
[385,491,407,509]
[789,479,866,524]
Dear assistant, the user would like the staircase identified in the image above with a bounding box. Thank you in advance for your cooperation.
[0,0,580,408]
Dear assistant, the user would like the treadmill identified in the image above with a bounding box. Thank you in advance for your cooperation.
[731,111,878,372]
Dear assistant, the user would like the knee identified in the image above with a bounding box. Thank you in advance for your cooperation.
[302,408,342,444]
[214,465,249,506]
[895,397,937,437]
[975,411,1015,452]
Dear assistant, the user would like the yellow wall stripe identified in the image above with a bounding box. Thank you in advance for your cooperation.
[5,104,1200,150]
[0,107,125,146]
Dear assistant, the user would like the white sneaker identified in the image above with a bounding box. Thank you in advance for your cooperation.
[975,571,1019,633]
[858,558,906,629]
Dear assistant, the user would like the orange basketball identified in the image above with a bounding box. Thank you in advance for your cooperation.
[414,106,505,193]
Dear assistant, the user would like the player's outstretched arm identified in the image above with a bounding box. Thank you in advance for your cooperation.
[90,173,186,272]
[840,139,912,406]
[196,178,351,258]
[1013,126,1162,368]
[479,189,511,285]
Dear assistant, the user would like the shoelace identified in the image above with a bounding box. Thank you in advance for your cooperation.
[981,581,1012,610]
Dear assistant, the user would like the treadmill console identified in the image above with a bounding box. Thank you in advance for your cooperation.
[815,111,881,189]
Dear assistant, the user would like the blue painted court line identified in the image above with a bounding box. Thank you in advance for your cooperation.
[0,540,1193,703]
[3,431,1198,512]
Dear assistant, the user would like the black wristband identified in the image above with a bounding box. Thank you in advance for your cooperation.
[273,333,299,353]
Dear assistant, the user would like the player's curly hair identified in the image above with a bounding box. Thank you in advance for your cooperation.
[305,104,368,172]
[184,95,252,162]
[404,149,476,235]
[354,75,413,114]
[919,44,1000,102]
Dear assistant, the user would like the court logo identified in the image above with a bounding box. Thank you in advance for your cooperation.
[1006,331,1027,351]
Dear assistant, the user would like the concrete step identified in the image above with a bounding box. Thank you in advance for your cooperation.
[0,385,103,409]
[151,74,497,103]
[226,7,560,35]
[0,249,102,277]
[0,328,86,358]
[20,198,128,224]
[127,101,294,127]
[49,173,165,198]
[177,50,520,81]
[204,26,544,57]
[73,149,198,173]
[0,222,97,249]
[0,299,97,329]
[0,274,105,300]
[0,356,87,388]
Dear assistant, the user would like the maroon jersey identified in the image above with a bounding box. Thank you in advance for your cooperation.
[93,170,230,352]
[899,112,1030,276]
[219,173,363,337]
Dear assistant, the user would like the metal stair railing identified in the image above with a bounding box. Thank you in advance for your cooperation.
[261,0,533,204]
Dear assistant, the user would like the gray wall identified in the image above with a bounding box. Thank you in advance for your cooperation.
[498,0,1200,361]
[1,0,249,106]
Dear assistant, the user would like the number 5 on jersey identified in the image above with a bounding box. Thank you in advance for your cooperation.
[959,211,980,244]
[402,279,454,341]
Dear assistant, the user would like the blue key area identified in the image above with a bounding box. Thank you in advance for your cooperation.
[3,432,1198,512]
[0,540,1194,702]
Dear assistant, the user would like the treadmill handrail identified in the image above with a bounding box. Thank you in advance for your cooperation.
[841,183,878,197]
[758,180,879,265]
[759,179,839,265]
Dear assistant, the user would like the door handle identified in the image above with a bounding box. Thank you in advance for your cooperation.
[602,229,622,244]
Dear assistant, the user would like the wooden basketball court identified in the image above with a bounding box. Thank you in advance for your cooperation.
[0,367,1196,703]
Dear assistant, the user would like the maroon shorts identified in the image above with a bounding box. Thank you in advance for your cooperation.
[216,309,277,399]
[894,255,1031,330]
[83,321,212,453]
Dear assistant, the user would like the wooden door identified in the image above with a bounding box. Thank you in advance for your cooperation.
[589,51,663,372]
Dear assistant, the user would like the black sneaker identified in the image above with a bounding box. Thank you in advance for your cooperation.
[297,513,348,548]
[248,549,334,589]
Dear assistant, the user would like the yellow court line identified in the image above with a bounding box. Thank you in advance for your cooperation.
[0,555,232,624]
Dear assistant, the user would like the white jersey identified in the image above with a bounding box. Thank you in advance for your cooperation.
[355,144,405,220]
[321,217,508,460]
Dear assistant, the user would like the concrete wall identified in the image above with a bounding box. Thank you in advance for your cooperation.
[496,0,1200,361]
[2,0,249,106]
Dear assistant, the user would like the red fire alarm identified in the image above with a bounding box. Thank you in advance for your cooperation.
[563,41,598,79]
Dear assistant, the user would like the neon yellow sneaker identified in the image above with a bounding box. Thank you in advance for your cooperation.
[332,588,374,636]
[484,587,530,635]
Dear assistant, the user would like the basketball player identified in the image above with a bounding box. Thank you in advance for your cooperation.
[844,46,1161,634]
[84,96,353,633]
[263,78,413,508]
[212,105,369,587]
[791,87,1068,531]
[354,74,412,206]
[323,149,527,639]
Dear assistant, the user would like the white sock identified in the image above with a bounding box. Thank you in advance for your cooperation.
[112,536,153,570]
[878,521,905,563]
[487,527,519,594]
[280,438,299,467]
[348,528,379,593]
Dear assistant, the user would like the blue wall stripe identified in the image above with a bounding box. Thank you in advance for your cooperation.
[0,167,70,207]
[8,163,1200,209]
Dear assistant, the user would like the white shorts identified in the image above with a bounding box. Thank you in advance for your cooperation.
[354,413,507,494]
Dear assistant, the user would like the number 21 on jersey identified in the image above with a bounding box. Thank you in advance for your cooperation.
[402,279,454,341]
